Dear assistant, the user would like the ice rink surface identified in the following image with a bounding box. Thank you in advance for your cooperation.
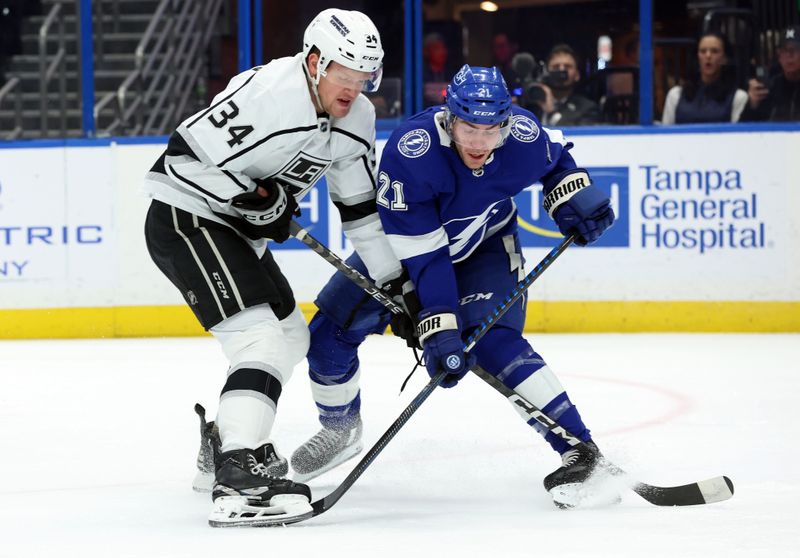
[1,333,798,558]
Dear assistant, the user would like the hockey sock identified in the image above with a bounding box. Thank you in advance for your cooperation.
[471,326,592,453]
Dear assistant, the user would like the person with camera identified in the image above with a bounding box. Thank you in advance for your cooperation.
[530,44,600,126]
[740,25,800,122]
[661,31,747,124]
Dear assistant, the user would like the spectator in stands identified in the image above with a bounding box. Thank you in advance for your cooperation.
[422,32,458,107]
[661,31,747,124]
[534,44,600,126]
[492,32,520,88]
[605,32,639,97]
[741,25,800,122]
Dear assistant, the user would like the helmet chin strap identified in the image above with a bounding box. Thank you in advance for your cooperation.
[303,58,326,114]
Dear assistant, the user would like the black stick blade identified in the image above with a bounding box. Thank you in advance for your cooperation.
[633,475,734,506]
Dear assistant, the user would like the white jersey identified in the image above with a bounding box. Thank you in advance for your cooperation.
[144,53,401,285]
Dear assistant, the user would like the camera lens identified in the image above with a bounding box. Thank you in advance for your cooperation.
[543,70,568,87]
[526,84,546,105]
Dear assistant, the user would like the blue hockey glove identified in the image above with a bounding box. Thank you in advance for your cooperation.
[416,307,476,388]
[543,169,615,246]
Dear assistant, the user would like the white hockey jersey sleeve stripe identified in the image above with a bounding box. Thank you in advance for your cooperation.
[346,221,402,286]
[329,188,377,205]
[222,170,250,191]
[386,228,449,261]
[217,125,318,167]
[161,126,259,203]
[167,164,229,204]
[359,154,377,188]
[341,212,381,232]
[331,127,371,151]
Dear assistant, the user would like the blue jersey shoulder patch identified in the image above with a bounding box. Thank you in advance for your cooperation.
[510,114,539,143]
[397,128,432,158]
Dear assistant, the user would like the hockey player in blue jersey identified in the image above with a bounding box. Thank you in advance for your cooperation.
[291,65,615,508]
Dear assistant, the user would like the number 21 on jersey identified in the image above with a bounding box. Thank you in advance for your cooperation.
[376,171,407,211]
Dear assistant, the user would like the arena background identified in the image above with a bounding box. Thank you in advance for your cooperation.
[1,0,798,338]
[2,124,798,338]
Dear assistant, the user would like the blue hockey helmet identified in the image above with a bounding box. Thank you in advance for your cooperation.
[445,65,512,126]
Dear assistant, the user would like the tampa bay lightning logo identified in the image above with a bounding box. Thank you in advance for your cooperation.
[453,66,469,85]
[510,115,539,143]
[398,129,431,158]
[445,355,462,370]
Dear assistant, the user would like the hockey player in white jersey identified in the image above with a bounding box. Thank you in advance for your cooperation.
[143,9,402,527]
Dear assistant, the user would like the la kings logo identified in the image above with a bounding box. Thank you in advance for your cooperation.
[275,151,331,195]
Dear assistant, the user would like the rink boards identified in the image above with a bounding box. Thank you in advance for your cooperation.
[0,126,798,338]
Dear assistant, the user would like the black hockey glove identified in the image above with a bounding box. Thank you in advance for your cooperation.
[382,270,422,349]
[231,178,299,243]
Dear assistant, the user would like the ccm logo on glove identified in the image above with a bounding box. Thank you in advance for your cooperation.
[231,177,299,242]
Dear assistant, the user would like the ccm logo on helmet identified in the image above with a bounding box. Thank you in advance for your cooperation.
[473,111,496,116]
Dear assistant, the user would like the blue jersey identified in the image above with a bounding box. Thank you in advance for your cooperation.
[377,106,578,312]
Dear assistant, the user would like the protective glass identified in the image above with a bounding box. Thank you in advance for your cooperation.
[447,116,511,150]
[321,64,383,92]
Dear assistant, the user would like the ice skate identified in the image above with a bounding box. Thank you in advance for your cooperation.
[192,404,287,492]
[209,444,312,527]
[291,417,363,482]
[543,441,621,509]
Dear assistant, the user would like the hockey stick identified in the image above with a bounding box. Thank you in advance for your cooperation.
[289,220,573,521]
[471,365,734,506]
[291,222,735,508]
[289,221,405,317]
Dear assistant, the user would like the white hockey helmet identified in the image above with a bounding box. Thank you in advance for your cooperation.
[303,9,384,93]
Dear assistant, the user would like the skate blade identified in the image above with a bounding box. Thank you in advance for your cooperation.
[192,471,214,493]
[208,496,313,527]
[292,441,364,483]
[550,469,623,509]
